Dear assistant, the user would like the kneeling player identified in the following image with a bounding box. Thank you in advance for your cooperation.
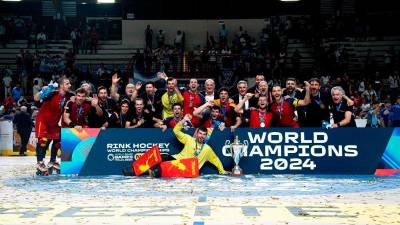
[124,115,229,177]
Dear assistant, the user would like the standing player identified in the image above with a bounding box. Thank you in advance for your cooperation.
[329,86,357,128]
[182,78,205,127]
[160,103,194,131]
[283,78,306,126]
[33,76,72,175]
[235,94,273,128]
[62,88,94,131]
[193,101,226,131]
[161,78,184,119]
[270,82,310,127]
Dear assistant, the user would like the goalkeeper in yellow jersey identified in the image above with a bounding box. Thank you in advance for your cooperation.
[148,114,229,177]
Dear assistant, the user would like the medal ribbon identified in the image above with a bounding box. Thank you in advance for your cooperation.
[314,91,321,105]
[120,112,125,128]
[168,93,174,108]
[221,104,227,116]
[76,103,83,121]
[148,94,155,111]
[194,141,205,157]
[60,97,65,110]
[189,91,194,108]
[258,109,266,126]
[173,117,181,126]
[278,98,284,119]
[335,101,343,112]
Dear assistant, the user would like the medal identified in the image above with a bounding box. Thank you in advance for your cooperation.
[258,109,266,128]
[320,103,325,109]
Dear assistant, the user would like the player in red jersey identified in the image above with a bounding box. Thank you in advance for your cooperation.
[161,103,185,130]
[182,78,205,127]
[33,76,72,175]
[270,82,310,128]
[63,87,94,131]
[193,101,226,131]
[235,94,273,128]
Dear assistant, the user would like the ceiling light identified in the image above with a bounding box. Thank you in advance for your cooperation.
[97,0,114,3]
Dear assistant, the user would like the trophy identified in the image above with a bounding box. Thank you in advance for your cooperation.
[225,135,248,176]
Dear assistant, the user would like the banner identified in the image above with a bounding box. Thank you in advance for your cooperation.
[61,128,400,176]
[0,121,13,155]
[0,125,43,156]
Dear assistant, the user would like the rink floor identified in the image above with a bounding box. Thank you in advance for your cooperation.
[0,156,399,225]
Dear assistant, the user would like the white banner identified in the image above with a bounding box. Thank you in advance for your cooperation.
[355,119,367,128]
[0,121,13,155]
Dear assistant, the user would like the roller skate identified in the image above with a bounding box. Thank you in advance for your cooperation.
[36,161,49,176]
[47,161,61,175]
[148,166,161,178]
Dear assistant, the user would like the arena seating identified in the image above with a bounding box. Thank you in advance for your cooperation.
[0,39,138,75]
[322,36,400,74]
[1,36,400,79]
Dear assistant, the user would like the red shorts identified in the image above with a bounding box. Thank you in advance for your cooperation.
[35,118,61,140]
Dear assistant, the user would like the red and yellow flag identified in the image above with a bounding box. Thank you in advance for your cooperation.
[160,158,199,178]
[132,146,162,176]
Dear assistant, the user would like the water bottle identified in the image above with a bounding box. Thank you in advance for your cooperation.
[329,112,334,125]
[39,81,58,102]
[322,120,330,129]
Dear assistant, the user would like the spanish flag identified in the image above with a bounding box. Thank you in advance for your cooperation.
[132,146,162,176]
[160,158,199,178]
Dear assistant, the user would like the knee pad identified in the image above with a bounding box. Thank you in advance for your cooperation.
[38,137,48,147]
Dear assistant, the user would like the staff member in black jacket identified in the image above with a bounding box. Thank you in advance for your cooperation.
[13,106,34,156]
[330,86,356,128]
